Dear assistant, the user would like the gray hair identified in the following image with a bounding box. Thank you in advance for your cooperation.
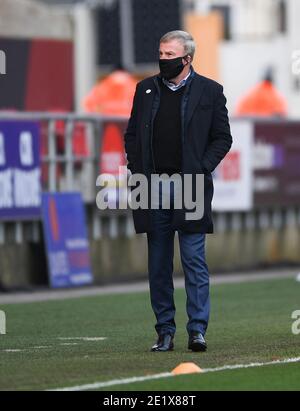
[159,30,196,59]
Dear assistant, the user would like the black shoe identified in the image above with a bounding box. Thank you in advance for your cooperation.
[188,331,207,352]
[150,333,174,352]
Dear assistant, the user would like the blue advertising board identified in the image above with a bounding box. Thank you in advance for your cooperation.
[0,120,41,220]
[41,192,93,288]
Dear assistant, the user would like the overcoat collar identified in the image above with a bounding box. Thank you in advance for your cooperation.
[146,65,207,126]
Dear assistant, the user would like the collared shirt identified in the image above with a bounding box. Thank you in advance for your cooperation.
[162,69,191,92]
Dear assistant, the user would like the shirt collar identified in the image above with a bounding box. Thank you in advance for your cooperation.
[162,69,192,91]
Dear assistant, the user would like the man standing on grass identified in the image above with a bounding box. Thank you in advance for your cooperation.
[124,30,232,352]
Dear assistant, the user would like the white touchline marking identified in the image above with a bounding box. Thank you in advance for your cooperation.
[201,357,300,373]
[3,346,51,352]
[1,338,107,354]
[33,346,51,349]
[60,343,79,346]
[48,372,173,391]
[48,356,300,391]
[3,349,22,353]
[58,337,107,342]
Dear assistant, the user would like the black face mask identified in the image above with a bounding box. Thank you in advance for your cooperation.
[159,55,189,80]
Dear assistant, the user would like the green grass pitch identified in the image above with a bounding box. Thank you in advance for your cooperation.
[0,277,299,391]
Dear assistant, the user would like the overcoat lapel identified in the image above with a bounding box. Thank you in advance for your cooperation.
[185,75,207,126]
[139,78,160,176]
[142,79,157,126]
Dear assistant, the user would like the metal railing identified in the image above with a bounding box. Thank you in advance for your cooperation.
[0,113,300,244]
[0,112,133,243]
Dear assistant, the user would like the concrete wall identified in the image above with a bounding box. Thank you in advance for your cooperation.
[73,4,97,112]
[0,0,73,39]
[0,0,98,113]
[1,208,300,290]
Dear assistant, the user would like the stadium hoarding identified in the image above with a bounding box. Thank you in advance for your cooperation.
[0,120,41,220]
[212,119,300,211]
[253,121,300,207]
[41,192,93,288]
[212,119,254,211]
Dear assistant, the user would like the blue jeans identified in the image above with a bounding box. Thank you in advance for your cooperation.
[147,178,210,337]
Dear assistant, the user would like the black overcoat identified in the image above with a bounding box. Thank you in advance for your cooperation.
[124,66,232,234]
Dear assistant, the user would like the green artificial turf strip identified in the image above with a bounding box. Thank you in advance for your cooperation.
[0,277,299,390]
[104,362,300,391]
